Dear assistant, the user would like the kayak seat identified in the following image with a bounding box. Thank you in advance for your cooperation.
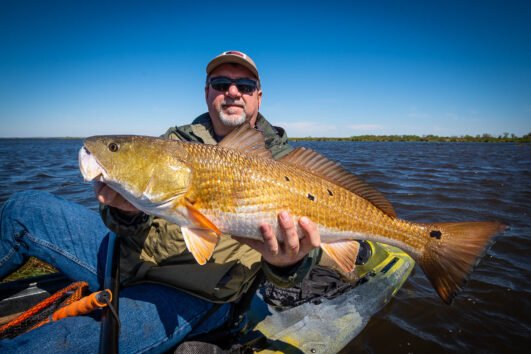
[356,240,373,265]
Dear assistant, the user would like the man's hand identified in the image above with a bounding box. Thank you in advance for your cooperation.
[233,211,321,268]
[93,181,140,213]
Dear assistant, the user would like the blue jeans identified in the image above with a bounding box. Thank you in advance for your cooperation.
[0,191,231,353]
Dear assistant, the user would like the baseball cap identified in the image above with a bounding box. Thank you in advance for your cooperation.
[206,50,260,80]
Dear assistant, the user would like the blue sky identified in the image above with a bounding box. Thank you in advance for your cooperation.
[1,0,530,138]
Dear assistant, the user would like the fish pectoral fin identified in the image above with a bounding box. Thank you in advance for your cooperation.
[184,201,222,236]
[321,241,360,273]
[181,227,220,265]
[181,201,222,265]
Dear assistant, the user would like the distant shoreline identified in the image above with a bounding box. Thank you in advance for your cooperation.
[1,133,529,143]
[291,133,530,143]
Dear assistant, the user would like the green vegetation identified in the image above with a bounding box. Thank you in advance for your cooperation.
[292,132,531,143]
[1,257,57,282]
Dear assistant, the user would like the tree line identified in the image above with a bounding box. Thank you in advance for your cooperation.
[292,132,531,143]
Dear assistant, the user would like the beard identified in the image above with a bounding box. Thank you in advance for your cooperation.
[218,103,247,127]
[219,111,246,126]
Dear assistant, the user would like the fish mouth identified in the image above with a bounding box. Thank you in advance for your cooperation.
[78,146,106,182]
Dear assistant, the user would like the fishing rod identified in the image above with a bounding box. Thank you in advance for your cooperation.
[99,231,121,354]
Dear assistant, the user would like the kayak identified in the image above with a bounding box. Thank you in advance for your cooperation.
[0,273,72,327]
[0,241,413,353]
[244,241,414,353]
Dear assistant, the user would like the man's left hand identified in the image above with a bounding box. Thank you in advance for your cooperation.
[233,211,321,267]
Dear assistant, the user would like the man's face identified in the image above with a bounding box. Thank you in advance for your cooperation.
[205,64,262,137]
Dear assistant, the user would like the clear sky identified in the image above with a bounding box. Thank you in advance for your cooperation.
[1,0,530,138]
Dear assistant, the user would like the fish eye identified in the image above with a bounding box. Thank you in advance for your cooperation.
[108,142,119,152]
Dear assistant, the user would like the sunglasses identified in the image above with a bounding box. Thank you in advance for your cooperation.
[209,76,258,94]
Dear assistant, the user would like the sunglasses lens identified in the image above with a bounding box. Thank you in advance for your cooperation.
[210,78,231,92]
[210,77,257,93]
[236,84,253,93]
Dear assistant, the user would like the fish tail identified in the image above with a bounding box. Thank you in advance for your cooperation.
[419,221,507,304]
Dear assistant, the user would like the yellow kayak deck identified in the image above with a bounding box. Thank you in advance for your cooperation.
[245,242,415,353]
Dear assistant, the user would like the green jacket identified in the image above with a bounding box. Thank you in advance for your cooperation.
[100,113,321,303]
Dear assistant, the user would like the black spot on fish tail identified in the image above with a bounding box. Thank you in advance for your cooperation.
[420,221,505,304]
[430,230,442,239]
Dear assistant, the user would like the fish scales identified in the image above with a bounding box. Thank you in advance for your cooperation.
[180,143,426,252]
[79,126,506,303]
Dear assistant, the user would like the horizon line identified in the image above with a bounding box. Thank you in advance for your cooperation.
[0,132,529,140]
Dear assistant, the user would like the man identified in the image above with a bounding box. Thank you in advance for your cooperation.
[0,51,321,353]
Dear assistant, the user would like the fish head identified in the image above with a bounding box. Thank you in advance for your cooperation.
[79,135,192,210]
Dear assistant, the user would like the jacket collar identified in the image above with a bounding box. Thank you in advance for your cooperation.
[190,112,288,148]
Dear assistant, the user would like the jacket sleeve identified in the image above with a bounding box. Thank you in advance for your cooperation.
[261,247,322,288]
[99,204,153,235]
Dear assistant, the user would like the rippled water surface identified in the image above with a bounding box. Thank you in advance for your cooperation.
[1,139,530,353]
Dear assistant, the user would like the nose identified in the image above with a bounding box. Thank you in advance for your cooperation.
[226,83,242,98]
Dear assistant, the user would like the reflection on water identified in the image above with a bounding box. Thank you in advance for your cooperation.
[1,139,530,353]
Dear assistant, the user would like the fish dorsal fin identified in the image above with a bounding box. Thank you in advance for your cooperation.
[280,147,396,218]
[218,123,273,159]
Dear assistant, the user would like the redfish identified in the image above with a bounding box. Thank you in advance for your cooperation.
[79,124,506,304]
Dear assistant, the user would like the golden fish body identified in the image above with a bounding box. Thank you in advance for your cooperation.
[178,142,421,252]
[79,125,505,303]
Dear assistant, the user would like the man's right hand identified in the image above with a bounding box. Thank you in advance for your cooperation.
[93,181,140,213]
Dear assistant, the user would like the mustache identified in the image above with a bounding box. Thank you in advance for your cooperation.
[221,100,245,108]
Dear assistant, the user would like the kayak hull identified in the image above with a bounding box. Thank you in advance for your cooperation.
[245,242,414,353]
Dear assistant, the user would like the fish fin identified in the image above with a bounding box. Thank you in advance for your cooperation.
[184,200,223,236]
[218,123,273,159]
[320,241,360,273]
[420,221,507,304]
[280,147,396,217]
[181,227,219,265]
[182,201,222,264]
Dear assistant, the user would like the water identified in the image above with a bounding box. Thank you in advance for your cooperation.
[1,139,530,353]
[292,141,531,354]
